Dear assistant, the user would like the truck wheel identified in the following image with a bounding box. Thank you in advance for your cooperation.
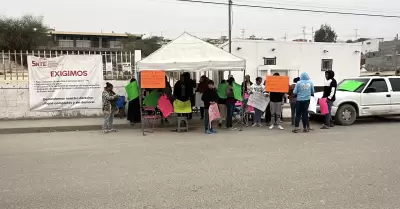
[335,104,357,126]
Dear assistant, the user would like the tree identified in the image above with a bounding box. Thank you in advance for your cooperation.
[0,15,48,51]
[346,39,354,43]
[122,36,163,57]
[314,24,337,43]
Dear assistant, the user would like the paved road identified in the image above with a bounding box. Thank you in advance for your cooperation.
[1,121,400,209]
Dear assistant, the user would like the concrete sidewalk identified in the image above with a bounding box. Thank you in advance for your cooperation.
[0,107,292,134]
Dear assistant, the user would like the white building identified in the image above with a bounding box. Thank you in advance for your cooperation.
[220,39,362,87]
[360,38,383,54]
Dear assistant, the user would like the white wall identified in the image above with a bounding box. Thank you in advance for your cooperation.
[361,39,382,53]
[0,80,129,119]
[222,40,362,86]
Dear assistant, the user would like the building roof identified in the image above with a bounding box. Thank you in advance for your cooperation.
[49,31,143,37]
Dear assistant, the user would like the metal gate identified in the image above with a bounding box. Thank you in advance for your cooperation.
[0,50,134,81]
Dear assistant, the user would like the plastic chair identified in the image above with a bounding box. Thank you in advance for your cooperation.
[143,106,162,132]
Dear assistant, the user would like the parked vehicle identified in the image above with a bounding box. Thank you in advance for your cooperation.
[312,76,400,125]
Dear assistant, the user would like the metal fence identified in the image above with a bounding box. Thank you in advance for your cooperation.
[0,50,135,81]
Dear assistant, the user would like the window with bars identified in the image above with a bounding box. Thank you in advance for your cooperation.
[321,59,333,71]
[263,57,276,65]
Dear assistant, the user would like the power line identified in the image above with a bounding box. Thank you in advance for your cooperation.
[176,0,400,18]
[235,0,400,14]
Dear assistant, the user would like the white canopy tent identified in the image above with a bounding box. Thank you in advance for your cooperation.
[135,32,247,135]
[136,32,245,72]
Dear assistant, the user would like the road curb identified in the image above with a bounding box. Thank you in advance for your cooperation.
[0,118,293,135]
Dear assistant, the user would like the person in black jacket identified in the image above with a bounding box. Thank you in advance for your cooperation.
[321,70,337,129]
[202,80,219,134]
[173,74,194,117]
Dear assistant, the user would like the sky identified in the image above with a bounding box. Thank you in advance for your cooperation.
[1,0,400,41]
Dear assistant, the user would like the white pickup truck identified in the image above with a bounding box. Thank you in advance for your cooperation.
[312,76,400,125]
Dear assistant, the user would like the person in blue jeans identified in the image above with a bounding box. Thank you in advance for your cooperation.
[202,80,219,134]
[288,77,300,126]
[225,77,236,129]
[292,72,315,133]
[321,70,337,129]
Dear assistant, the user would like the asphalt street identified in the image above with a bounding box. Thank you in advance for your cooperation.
[1,121,400,209]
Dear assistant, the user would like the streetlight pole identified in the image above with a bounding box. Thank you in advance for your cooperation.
[228,0,232,76]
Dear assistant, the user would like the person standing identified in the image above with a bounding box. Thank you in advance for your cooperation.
[250,77,267,127]
[202,80,219,134]
[127,78,141,124]
[268,73,285,130]
[293,72,315,133]
[102,82,119,133]
[173,74,194,118]
[226,77,236,129]
[218,79,227,127]
[196,75,208,120]
[241,75,253,93]
[321,70,337,129]
[288,77,300,126]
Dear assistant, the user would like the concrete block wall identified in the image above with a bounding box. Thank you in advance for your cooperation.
[0,80,129,120]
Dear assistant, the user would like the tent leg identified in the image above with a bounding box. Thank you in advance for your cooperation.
[240,70,246,131]
[138,85,146,136]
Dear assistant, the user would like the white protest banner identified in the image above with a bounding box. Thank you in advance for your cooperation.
[248,92,270,111]
[28,55,104,111]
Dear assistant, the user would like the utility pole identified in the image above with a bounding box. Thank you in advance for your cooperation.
[355,29,359,40]
[241,29,245,39]
[302,27,306,40]
[228,0,232,76]
[284,32,287,41]
[311,27,314,42]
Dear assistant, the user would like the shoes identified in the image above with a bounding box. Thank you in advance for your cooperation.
[277,125,284,130]
[258,123,263,127]
[252,123,258,127]
[205,130,212,134]
[269,125,275,130]
[210,129,217,133]
[103,129,109,134]
[321,124,330,129]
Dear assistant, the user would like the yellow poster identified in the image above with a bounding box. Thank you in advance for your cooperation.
[173,100,192,113]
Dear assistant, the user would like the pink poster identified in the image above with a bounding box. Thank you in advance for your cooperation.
[157,95,173,118]
[208,103,221,128]
[319,98,329,115]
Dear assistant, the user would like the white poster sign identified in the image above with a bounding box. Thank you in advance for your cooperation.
[28,55,104,111]
[308,96,318,113]
[105,62,113,72]
[121,63,132,72]
[248,92,270,111]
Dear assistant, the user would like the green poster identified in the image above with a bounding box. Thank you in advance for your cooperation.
[125,81,139,101]
[143,90,161,107]
[217,83,228,99]
[233,82,242,101]
[338,80,364,92]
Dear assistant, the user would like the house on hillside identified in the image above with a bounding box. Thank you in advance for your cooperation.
[37,31,143,52]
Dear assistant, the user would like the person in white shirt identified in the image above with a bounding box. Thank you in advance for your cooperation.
[249,77,268,127]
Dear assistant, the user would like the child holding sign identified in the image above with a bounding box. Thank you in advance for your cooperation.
[202,80,219,134]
